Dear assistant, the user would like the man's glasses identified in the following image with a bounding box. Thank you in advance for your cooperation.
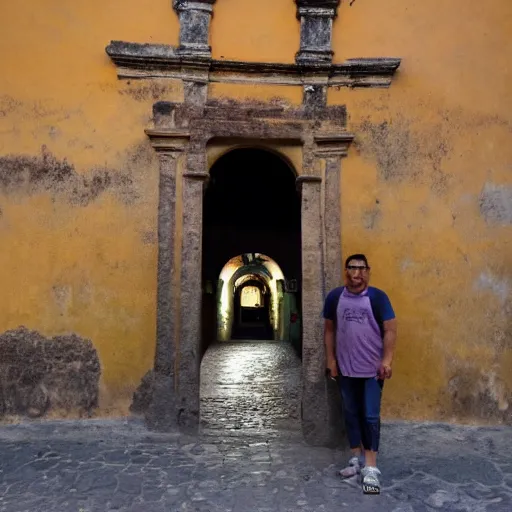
[346,265,369,272]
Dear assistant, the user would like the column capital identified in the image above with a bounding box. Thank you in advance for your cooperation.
[183,171,209,181]
[296,175,323,185]
[295,0,340,18]
[296,175,322,193]
[145,129,191,153]
[314,133,354,158]
[173,0,215,14]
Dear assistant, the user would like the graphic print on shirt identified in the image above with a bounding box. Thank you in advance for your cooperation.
[342,308,371,325]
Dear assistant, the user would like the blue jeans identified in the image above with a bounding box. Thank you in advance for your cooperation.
[338,375,384,452]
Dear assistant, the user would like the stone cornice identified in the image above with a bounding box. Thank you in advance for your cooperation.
[145,128,191,152]
[173,0,216,12]
[106,41,401,88]
[314,133,354,157]
[172,0,216,7]
[296,175,323,184]
[295,0,340,8]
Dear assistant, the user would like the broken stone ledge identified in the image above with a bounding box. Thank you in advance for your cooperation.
[106,41,401,87]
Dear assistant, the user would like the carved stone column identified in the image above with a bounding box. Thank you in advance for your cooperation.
[173,0,216,58]
[177,137,209,433]
[315,133,354,294]
[295,0,340,65]
[144,125,190,431]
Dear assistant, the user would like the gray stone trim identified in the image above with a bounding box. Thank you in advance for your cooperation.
[323,157,343,295]
[173,0,216,58]
[314,133,354,157]
[143,98,354,444]
[177,168,209,433]
[295,0,340,8]
[144,129,191,152]
[106,41,401,88]
[144,128,190,432]
[297,176,331,445]
[315,134,354,295]
[295,1,340,65]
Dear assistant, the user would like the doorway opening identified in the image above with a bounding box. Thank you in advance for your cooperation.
[201,147,302,352]
[199,147,302,435]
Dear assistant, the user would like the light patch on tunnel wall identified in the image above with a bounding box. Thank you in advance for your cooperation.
[240,286,263,308]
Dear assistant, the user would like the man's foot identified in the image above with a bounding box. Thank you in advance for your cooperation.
[338,456,361,478]
[361,466,381,494]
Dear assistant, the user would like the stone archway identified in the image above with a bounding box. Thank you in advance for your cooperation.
[144,100,353,446]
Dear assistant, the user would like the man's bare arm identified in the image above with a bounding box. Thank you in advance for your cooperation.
[380,318,397,378]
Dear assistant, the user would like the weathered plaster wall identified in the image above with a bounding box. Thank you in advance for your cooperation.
[211,0,297,63]
[1,0,510,425]
[0,0,183,415]
[328,0,512,424]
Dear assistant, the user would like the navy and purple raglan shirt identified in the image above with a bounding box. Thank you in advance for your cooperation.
[323,286,395,378]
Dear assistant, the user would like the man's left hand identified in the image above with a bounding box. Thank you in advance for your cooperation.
[378,362,393,380]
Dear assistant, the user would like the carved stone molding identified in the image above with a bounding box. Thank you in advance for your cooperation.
[173,0,216,58]
[314,133,354,157]
[145,129,191,153]
[296,0,340,7]
[106,41,401,88]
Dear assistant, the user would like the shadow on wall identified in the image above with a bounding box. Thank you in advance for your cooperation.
[0,327,100,419]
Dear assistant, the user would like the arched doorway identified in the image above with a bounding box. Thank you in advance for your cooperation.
[201,148,302,353]
[199,147,303,435]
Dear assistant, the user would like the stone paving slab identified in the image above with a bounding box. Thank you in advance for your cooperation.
[0,419,510,512]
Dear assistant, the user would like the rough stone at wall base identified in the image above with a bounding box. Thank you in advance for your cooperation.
[130,369,155,415]
[0,326,100,419]
[145,373,179,432]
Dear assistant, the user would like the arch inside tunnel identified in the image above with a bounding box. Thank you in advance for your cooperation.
[217,253,286,341]
[201,147,302,354]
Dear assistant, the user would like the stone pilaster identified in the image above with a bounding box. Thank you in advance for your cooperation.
[312,133,354,448]
[173,0,216,59]
[295,0,340,65]
[296,174,331,445]
[177,138,209,433]
[144,122,190,431]
[315,133,354,294]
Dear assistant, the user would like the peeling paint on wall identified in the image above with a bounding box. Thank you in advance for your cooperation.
[119,80,183,102]
[447,365,511,425]
[0,145,152,206]
[362,206,381,230]
[474,272,510,305]
[479,182,512,225]
[355,114,450,188]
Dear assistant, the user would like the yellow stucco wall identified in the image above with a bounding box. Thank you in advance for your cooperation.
[0,0,510,422]
[329,0,512,423]
[0,0,182,413]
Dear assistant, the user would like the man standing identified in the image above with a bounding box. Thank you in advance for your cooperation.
[323,254,397,494]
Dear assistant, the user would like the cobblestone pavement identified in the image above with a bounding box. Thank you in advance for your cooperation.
[200,341,301,435]
[0,341,510,512]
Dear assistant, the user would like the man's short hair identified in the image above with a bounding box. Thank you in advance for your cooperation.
[345,253,369,268]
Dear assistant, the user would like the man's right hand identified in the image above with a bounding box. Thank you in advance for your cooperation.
[326,358,338,378]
